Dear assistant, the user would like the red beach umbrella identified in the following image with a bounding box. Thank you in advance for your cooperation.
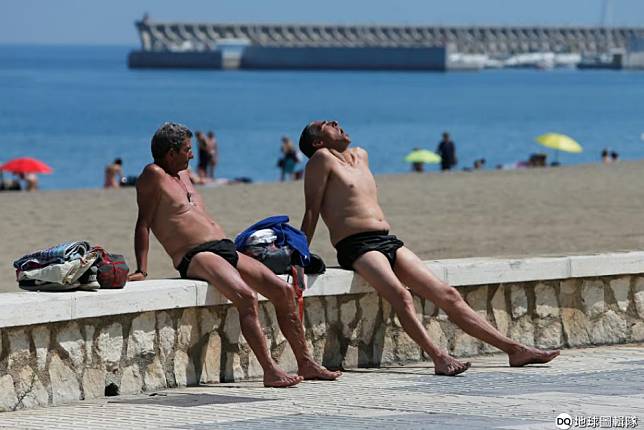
[0,157,53,174]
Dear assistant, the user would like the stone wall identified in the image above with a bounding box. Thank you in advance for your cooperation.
[1,274,643,412]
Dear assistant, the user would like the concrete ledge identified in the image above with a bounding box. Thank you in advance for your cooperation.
[1,251,643,329]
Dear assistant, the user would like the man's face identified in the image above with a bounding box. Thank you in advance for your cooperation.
[172,137,194,170]
[313,120,351,151]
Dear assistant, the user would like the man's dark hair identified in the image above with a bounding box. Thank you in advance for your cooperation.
[151,122,193,162]
[114,158,122,165]
[299,122,320,159]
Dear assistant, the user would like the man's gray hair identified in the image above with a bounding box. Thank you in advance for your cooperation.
[151,122,193,162]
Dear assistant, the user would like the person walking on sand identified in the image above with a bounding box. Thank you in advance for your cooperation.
[298,120,559,376]
[278,137,300,181]
[436,132,457,171]
[128,122,340,387]
[104,158,123,188]
[206,131,218,179]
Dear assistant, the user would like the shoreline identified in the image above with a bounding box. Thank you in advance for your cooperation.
[2,160,643,293]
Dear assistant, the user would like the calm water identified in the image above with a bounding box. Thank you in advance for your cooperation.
[1,44,643,190]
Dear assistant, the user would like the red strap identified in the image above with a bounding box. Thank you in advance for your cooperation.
[290,266,304,321]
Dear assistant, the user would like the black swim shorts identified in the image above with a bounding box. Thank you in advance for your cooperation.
[177,239,239,279]
[335,231,404,271]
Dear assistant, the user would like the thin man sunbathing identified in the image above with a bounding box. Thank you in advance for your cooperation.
[128,122,340,387]
[298,120,559,376]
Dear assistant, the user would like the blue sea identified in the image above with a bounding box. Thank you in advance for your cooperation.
[1,44,643,190]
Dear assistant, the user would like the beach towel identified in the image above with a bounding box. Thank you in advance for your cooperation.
[17,251,100,291]
[13,241,91,271]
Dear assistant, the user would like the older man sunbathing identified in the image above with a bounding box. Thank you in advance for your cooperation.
[128,122,340,387]
[298,120,560,376]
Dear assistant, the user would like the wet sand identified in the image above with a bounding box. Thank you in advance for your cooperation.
[1,161,643,293]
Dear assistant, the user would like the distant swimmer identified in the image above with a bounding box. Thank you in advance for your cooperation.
[299,120,560,376]
[104,158,123,188]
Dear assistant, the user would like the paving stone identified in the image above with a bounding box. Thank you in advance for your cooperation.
[83,325,95,365]
[97,323,123,370]
[174,350,197,386]
[581,280,605,318]
[340,299,357,339]
[591,310,628,345]
[82,368,105,400]
[535,283,559,318]
[224,307,242,345]
[609,277,631,313]
[0,375,18,412]
[466,286,488,319]
[8,328,30,368]
[510,286,528,319]
[144,358,167,391]
[156,311,176,366]
[15,367,49,409]
[200,332,222,384]
[491,285,510,336]
[634,277,644,318]
[304,298,326,339]
[178,308,200,350]
[32,326,50,371]
[127,312,157,359]
[561,308,591,347]
[1,345,643,429]
[510,316,535,347]
[57,322,84,369]
[120,364,142,395]
[49,353,81,404]
[359,294,380,344]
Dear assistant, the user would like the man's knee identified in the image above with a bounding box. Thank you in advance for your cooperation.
[233,285,258,310]
[390,287,415,313]
[437,284,465,308]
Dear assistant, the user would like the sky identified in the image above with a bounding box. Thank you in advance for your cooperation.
[1,0,643,46]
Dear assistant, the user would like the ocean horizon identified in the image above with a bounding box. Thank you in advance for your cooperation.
[1,44,644,190]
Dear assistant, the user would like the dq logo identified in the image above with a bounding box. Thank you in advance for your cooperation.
[556,413,573,429]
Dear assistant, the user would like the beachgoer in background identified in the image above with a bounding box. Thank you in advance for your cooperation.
[18,173,39,191]
[104,158,123,188]
[436,132,457,171]
[601,149,611,164]
[129,122,340,387]
[196,131,210,179]
[277,136,299,181]
[410,147,424,173]
[473,158,486,170]
[207,131,218,179]
[610,151,619,162]
[298,120,560,376]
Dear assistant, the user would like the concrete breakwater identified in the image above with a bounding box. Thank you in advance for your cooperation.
[128,20,644,70]
[0,252,643,412]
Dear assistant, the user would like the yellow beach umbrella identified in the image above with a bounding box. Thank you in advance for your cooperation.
[535,133,582,164]
[404,149,441,164]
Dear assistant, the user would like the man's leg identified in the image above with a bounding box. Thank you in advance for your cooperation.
[353,251,470,376]
[236,253,341,380]
[187,252,302,387]
[392,247,559,366]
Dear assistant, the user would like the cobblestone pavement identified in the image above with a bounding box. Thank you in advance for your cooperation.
[2,344,642,430]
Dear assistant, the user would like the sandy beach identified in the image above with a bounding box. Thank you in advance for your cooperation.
[1,161,643,293]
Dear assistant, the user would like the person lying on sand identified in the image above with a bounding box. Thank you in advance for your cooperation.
[128,122,340,387]
[298,120,560,376]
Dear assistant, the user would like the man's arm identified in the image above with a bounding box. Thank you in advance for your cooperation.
[300,151,333,245]
[128,166,161,281]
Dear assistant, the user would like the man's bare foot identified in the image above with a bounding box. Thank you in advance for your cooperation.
[509,346,560,367]
[263,368,303,388]
[298,361,342,381]
[434,355,471,376]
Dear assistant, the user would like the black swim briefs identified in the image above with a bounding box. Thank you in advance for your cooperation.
[177,239,239,279]
[335,231,404,271]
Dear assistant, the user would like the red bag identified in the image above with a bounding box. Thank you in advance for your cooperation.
[92,247,129,289]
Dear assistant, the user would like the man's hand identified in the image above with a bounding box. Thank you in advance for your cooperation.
[127,271,147,282]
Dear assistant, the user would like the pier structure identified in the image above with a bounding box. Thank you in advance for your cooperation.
[128,20,644,70]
